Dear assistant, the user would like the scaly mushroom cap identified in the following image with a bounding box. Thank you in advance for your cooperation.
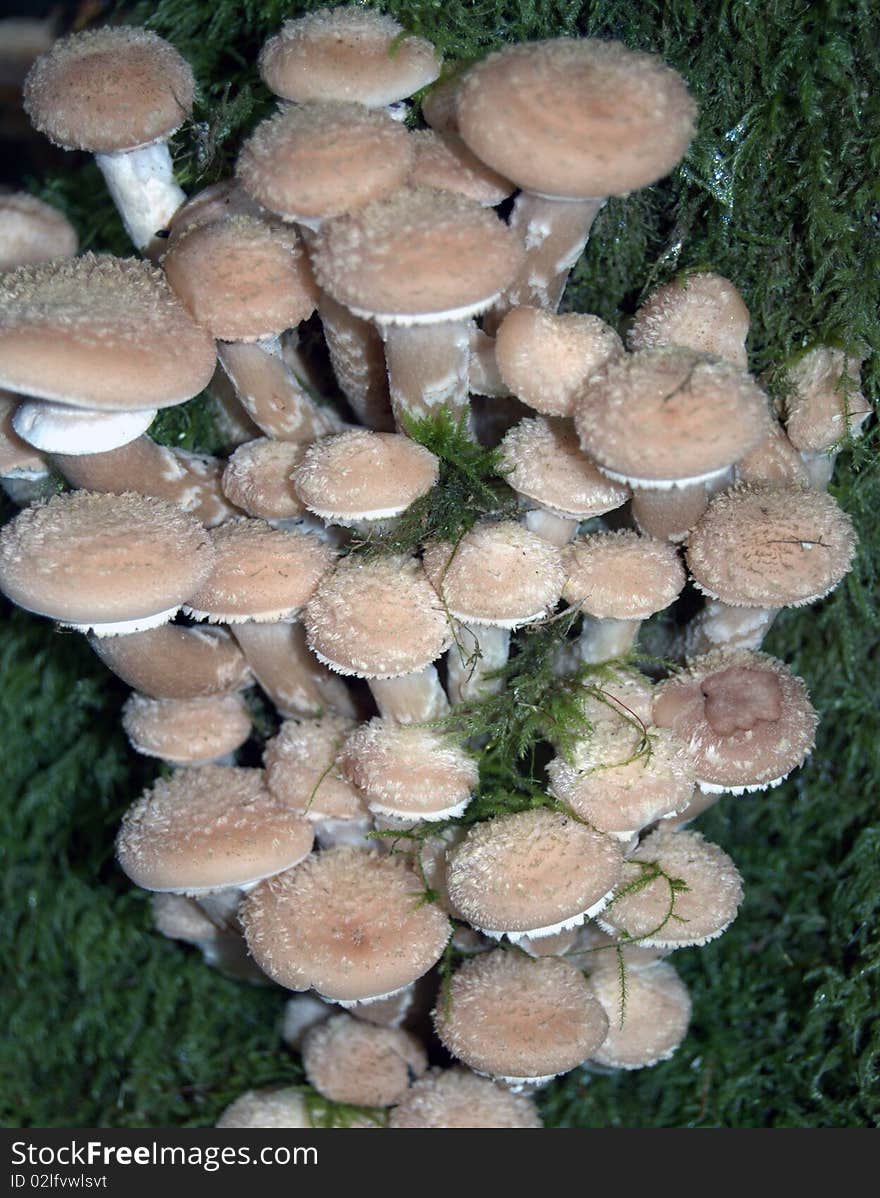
[423,520,565,628]
[302,1014,427,1107]
[259,8,441,106]
[121,692,252,764]
[23,26,194,153]
[652,648,818,793]
[304,554,451,678]
[571,922,669,969]
[390,1068,542,1128]
[0,490,214,627]
[165,181,263,246]
[500,417,629,519]
[576,348,772,487]
[447,808,624,939]
[562,530,685,618]
[217,1086,381,1129]
[89,624,250,699]
[292,429,439,522]
[408,130,514,207]
[264,715,365,822]
[434,950,609,1082]
[598,826,744,948]
[241,847,451,1002]
[311,186,525,324]
[340,719,478,821]
[184,519,336,623]
[116,765,314,893]
[456,38,696,199]
[628,272,751,368]
[571,670,656,734]
[734,421,809,486]
[162,216,318,342]
[587,958,692,1069]
[686,483,856,607]
[0,192,78,272]
[783,346,871,453]
[221,438,308,521]
[237,102,414,222]
[495,308,624,418]
[0,254,216,409]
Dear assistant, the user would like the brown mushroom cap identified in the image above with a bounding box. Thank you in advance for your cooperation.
[408,130,514,207]
[116,765,314,893]
[23,26,194,153]
[562,530,685,619]
[302,1013,427,1107]
[628,272,751,368]
[221,438,308,521]
[434,950,609,1082]
[241,847,451,1002]
[783,346,872,453]
[389,1067,542,1128]
[652,648,818,793]
[121,692,252,764]
[263,715,365,822]
[89,624,250,699]
[456,39,696,199]
[587,958,692,1069]
[686,483,857,607]
[0,192,78,272]
[0,254,216,410]
[259,8,441,106]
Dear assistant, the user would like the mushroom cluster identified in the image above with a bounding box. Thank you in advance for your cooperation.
[0,8,865,1130]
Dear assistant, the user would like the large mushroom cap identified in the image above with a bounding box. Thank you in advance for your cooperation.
[587,958,692,1069]
[0,254,216,410]
[562,530,686,619]
[456,38,696,199]
[121,692,252,765]
[629,272,751,368]
[389,1068,542,1128]
[89,624,250,700]
[23,26,194,153]
[0,192,78,272]
[302,1013,427,1107]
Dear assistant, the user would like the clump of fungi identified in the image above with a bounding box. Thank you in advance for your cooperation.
[0,7,866,1130]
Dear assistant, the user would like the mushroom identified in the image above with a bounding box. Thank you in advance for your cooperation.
[628,272,751,368]
[782,346,872,488]
[88,624,250,700]
[407,129,514,207]
[121,692,252,766]
[151,892,265,983]
[302,1013,427,1107]
[216,1086,380,1129]
[0,191,78,272]
[221,437,309,524]
[231,620,359,721]
[586,957,692,1071]
[389,1068,543,1128]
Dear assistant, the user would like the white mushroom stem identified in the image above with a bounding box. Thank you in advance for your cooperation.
[95,142,186,254]
[194,886,245,932]
[631,483,709,543]
[468,328,509,397]
[522,506,580,547]
[14,401,157,455]
[799,450,836,490]
[231,620,359,719]
[578,616,641,663]
[381,319,472,430]
[446,623,510,704]
[369,665,449,724]
[684,601,778,657]
[317,292,395,431]
[205,367,261,448]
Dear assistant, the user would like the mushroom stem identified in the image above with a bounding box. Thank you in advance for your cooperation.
[798,450,836,490]
[317,293,395,431]
[631,483,709,542]
[684,601,778,657]
[231,620,359,719]
[522,507,580,546]
[468,328,509,398]
[382,320,472,430]
[578,616,641,663]
[446,623,510,704]
[369,665,449,724]
[95,142,185,255]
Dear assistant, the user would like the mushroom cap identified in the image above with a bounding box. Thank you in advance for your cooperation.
[151,892,222,945]
[447,808,624,938]
[433,950,609,1082]
[292,429,439,522]
[734,421,809,487]
[162,216,318,342]
[165,180,263,247]
[598,826,743,948]
[23,26,194,153]
[89,624,250,700]
[562,530,686,618]
[184,519,336,623]
[783,346,872,453]
[303,554,451,679]
[628,272,751,368]
[0,192,78,272]
[571,922,669,969]
[685,483,857,607]
[408,129,514,207]
[237,102,414,223]
[587,958,692,1069]
[421,74,463,136]
[0,254,216,410]
[577,347,772,488]
[263,715,365,822]
[422,520,565,628]
[570,669,656,734]
[652,648,818,793]
[116,765,314,893]
[456,38,696,199]
[216,1088,313,1129]
[241,847,451,1002]
[500,417,629,519]
[302,1013,427,1107]
[221,438,308,520]
[259,8,441,106]
[310,185,524,324]
[389,1068,542,1128]
[121,692,252,764]
[0,490,214,627]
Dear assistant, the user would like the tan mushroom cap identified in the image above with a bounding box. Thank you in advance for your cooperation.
[408,130,514,207]
[570,922,668,969]
[241,847,451,1002]
[292,430,439,522]
[390,1068,542,1128]
[259,8,440,106]
[571,669,656,734]
[237,102,414,223]
[456,38,696,199]
[116,765,314,893]
[784,346,872,453]
[734,421,809,486]
[0,193,78,272]
[302,1014,427,1107]
[562,530,685,619]
[162,216,318,342]
[423,520,565,628]
[448,808,624,939]
[311,185,525,324]
[23,26,194,153]
[495,308,624,418]
[0,490,214,628]
[588,958,692,1069]
[184,519,336,623]
[652,648,818,793]
[221,438,307,520]
[500,417,629,520]
[89,624,250,700]
[165,180,263,246]
[216,1088,312,1129]
[628,272,751,368]
[598,826,744,948]
[264,715,365,822]
[121,692,252,764]
[686,483,857,607]
[421,74,463,135]
[340,719,478,821]
[0,254,216,410]
[576,348,772,488]
[304,554,451,678]
[434,950,608,1082]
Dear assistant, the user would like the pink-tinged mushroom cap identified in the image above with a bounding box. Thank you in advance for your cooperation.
[221,438,308,521]
[263,715,364,823]
[0,192,78,272]
[407,129,514,207]
[587,957,692,1069]
[783,346,872,454]
[390,1068,542,1128]
[628,272,751,368]
[302,1013,427,1107]
[121,692,252,765]
[562,530,685,618]
[216,1088,314,1129]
